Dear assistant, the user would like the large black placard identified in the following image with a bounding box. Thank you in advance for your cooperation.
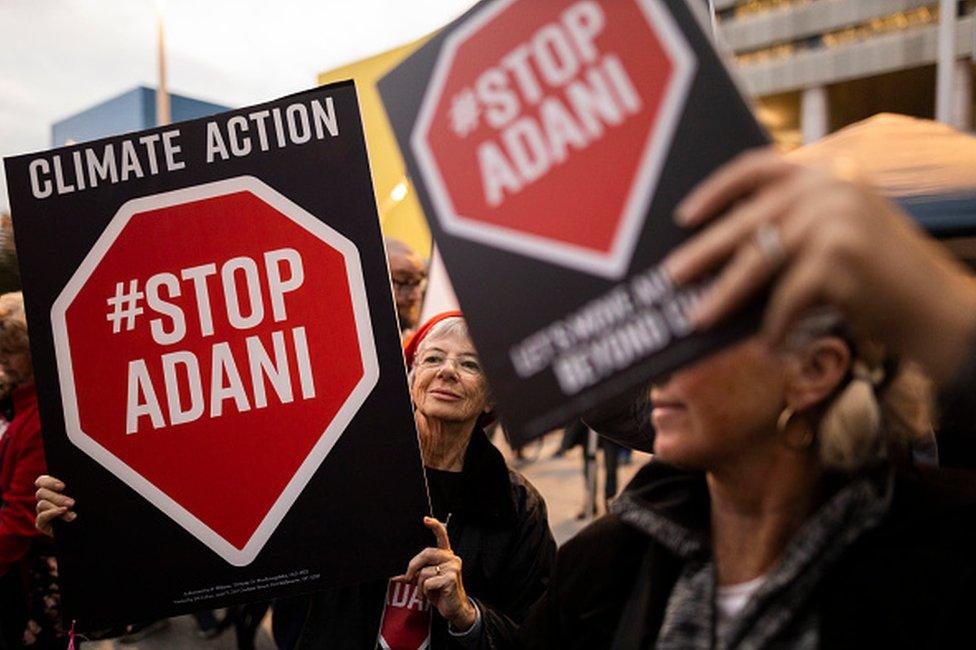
[380,0,769,441]
[4,81,429,630]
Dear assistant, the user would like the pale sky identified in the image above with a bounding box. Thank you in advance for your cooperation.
[0,0,478,212]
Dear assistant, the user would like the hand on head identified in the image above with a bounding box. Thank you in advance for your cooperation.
[35,474,76,536]
[664,148,976,385]
[393,516,478,632]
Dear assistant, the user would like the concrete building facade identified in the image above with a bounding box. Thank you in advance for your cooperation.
[715,0,976,146]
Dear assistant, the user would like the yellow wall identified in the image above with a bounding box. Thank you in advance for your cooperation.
[319,38,433,258]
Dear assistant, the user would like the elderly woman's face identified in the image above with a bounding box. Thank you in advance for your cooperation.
[411,331,489,425]
[0,346,32,387]
[650,338,786,469]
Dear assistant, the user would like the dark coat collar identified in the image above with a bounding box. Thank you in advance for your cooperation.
[449,427,517,526]
[610,461,710,557]
[610,460,890,557]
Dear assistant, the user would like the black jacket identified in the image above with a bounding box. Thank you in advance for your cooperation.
[274,428,556,649]
[517,461,976,649]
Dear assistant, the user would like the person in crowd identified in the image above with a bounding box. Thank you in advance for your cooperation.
[37,312,556,649]
[555,420,623,519]
[522,309,974,648]
[386,237,428,339]
[276,311,555,648]
[458,150,976,648]
[0,292,64,648]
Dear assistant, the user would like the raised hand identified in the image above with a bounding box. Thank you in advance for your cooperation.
[393,516,477,632]
[664,148,976,385]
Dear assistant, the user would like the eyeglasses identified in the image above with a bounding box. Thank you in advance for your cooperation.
[392,275,427,294]
[417,351,483,376]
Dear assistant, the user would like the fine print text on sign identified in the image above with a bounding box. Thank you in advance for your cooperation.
[381,0,768,442]
[509,266,705,396]
[5,83,429,629]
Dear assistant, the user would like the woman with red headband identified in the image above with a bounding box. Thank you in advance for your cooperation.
[274,312,556,648]
[374,311,556,647]
[37,312,556,649]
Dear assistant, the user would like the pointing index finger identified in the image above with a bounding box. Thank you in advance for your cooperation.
[424,516,451,551]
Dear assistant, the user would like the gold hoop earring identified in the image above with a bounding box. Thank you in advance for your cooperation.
[777,406,795,434]
[778,406,814,450]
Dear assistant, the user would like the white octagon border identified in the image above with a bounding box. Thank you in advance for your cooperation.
[50,175,380,567]
[412,0,697,279]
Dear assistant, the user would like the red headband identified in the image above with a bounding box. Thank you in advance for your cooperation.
[402,310,464,370]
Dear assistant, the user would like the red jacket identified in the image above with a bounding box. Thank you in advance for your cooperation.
[0,385,47,576]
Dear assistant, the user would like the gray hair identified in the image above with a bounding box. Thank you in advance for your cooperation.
[407,317,495,413]
[384,237,415,257]
[407,317,471,388]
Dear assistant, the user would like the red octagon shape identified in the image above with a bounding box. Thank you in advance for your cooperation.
[412,0,696,278]
[51,176,378,566]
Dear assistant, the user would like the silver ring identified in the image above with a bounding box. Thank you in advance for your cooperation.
[754,223,785,265]
[435,565,442,575]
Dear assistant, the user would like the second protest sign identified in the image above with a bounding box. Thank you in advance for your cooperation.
[381,0,769,441]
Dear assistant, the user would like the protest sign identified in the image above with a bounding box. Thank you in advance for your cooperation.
[4,82,430,629]
[380,0,769,442]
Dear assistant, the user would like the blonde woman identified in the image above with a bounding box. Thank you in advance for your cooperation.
[493,153,976,649]
[495,307,976,649]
